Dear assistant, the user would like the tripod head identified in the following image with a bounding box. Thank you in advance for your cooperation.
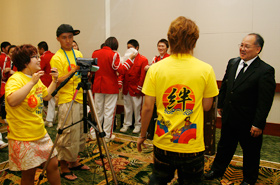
[76,57,99,77]
[51,58,99,97]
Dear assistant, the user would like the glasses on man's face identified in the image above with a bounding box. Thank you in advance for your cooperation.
[238,44,258,50]
[31,55,40,59]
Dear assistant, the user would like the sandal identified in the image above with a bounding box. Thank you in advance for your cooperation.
[60,171,77,181]
[69,164,89,171]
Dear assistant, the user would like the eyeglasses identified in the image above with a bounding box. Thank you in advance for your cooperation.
[31,55,40,59]
[238,44,259,50]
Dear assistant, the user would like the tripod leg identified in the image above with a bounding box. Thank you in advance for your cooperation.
[87,90,118,185]
[37,98,79,185]
[94,129,109,185]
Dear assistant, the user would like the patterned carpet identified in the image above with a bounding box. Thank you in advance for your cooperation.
[0,133,280,185]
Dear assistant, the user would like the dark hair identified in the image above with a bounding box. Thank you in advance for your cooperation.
[8,45,16,54]
[100,43,105,49]
[127,39,139,49]
[1,41,11,52]
[168,16,199,55]
[37,41,48,51]
[73,40,79,50]
[12,44,37,71]
[157,39,169,48]
[104,37,118,50]
[248,33,264,53]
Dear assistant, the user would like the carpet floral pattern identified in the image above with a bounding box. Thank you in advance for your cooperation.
[0,133,279,185]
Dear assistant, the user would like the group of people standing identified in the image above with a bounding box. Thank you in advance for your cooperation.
[0,15,276,185]
[0,42,17,149]
[0,22,170,183]
[89,37,170,142]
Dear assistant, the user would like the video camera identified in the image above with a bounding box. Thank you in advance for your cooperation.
[76,57,99,73]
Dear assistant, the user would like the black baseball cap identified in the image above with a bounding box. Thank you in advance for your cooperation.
[56,24,80,37]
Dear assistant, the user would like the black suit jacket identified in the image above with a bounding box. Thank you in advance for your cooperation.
[218,56,276,130]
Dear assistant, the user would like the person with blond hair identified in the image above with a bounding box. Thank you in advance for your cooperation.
[137,16,219,184]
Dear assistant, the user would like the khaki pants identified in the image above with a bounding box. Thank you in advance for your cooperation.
[56,102,86,162]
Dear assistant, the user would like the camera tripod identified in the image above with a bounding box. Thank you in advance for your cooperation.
[37,69,118,185]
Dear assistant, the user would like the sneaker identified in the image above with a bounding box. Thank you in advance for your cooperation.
[45,121,53,127]
[88,133,96,141]
[0,142,8,149]
[120,126,129,133]
[111,134,116,140]
[89,127,97,140]
[104,134,116,143]
[132,126,141,133]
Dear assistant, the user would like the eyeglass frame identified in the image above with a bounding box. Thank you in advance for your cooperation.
[238,43,260,50]
[31,55,40,59]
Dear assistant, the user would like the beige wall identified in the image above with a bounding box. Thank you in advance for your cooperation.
[0,0,105,58]
[0,0,279,123]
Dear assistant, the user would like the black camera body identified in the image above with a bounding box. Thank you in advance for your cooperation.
[77,57,97,67]
[76,58,99,73]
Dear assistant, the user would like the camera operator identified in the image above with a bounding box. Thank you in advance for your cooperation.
[50,24,89,181]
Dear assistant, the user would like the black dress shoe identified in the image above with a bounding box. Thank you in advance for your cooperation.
[204,170,223,180]
[240,181,250,185]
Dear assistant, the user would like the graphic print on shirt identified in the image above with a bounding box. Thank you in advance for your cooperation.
[68,64,76,72]
[156,84,197,144]
[27,86,43,114]
[170,116,197,143]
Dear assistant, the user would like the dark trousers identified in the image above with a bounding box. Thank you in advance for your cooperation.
[211,122,262,184]
[147,104,157,140]
[149,146,204,185]
[0,95,6,119]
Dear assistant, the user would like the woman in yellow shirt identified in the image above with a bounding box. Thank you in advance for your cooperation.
[5,44,61,185]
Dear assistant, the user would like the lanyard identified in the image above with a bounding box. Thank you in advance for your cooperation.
[62,48,79,76]
[62,48,77,69]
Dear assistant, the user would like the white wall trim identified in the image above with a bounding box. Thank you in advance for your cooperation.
[105,0,110,38]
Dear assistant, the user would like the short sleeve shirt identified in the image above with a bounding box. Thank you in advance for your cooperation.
[5,72,48,141]
[142,54,219,153]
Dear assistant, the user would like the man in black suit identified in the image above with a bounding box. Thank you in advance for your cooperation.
[204,33,276,185]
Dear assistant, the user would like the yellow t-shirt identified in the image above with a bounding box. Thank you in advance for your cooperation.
[142,54,219,153]
[50,48,83,104]
[5,72,48,141]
